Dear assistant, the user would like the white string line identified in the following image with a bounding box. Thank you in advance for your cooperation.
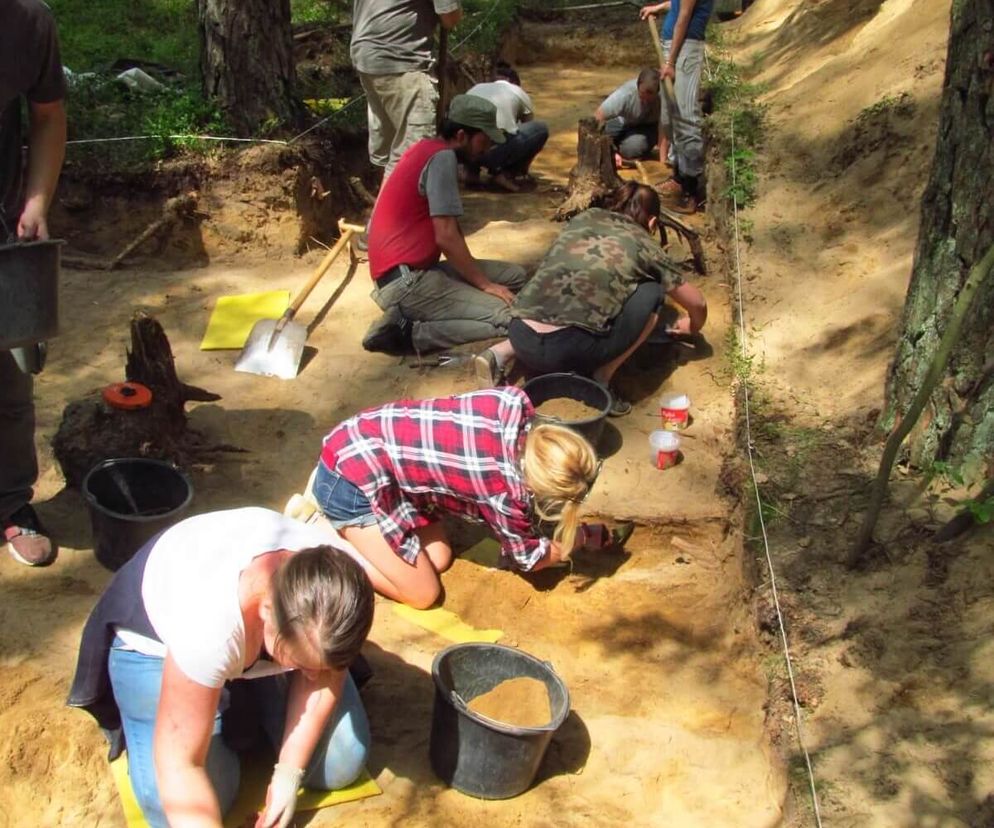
[729,117,824,825]
[67,134,289,147]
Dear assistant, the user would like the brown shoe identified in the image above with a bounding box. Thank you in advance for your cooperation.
[3,505,56,567]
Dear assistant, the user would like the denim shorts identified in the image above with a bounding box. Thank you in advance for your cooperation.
[314,461,377,530]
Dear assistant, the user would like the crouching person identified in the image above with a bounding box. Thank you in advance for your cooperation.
[312,387,609,609]
[68,507,374,828]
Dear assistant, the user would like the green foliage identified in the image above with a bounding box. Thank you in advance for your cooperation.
[965,496,994,524]
[703,38,768,213]
[928,459,965,487]
[452,0,522,55]
[67,76,227,166]
[724,146,758,209]
[50,0,199,76]
[291,0,347,25]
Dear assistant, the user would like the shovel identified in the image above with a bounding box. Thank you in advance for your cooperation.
[235,220,364,379]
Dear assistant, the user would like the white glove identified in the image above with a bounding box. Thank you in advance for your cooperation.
[257,764,304,828]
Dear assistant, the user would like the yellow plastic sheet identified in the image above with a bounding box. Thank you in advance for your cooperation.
[110,752,380,827]
[392,603,502,644]
[200,290,290,350]
[459,537,502,568]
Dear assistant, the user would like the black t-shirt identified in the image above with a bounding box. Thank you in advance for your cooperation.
[0,0,65,235]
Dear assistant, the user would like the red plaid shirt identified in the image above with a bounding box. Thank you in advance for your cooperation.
[320,388,548,571]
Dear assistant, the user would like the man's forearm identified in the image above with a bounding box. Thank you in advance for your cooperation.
[24,101,66,217]
[434,220,491,289]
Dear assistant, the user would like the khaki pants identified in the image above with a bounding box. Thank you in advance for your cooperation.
[373,260,528,352]
[659,39,706,178]
[359,70,439,178]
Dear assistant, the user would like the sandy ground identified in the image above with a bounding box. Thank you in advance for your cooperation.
[0,19,784,828]
[722,1,994,825]
[7,2,983,824]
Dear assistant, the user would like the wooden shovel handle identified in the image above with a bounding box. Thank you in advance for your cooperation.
[646,15,677,101]
[285,227,355,318]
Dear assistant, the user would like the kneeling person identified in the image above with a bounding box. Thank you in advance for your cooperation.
[595,68,661,163]
[68,507,374,828]
[363,94,528,354]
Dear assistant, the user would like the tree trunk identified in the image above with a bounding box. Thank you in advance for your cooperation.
[881,1,994,484]
[53,313,222,488]
[198,0,302,137]
[555,118,623,220]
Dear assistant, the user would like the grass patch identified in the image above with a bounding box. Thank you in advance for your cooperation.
[703,30,768,210]
[54,0,522,168]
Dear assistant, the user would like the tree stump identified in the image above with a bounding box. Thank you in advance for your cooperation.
[53,312,223,488]
[555,118,623,221]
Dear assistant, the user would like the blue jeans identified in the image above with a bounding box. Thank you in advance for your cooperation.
[313,461,377,530]
[478,120,550,174]
[108,638,370,828]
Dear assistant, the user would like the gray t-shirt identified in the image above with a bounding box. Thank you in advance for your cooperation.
[598,78,659,127]
[419,148,462,217]
[351,0,461,75]
[1,0,65,231]
[467,80,533,134]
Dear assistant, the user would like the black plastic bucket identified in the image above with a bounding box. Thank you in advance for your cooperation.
[429,643,570,799]
[0,239,62,349]
[82,458,193,570]
[522,372,611,452]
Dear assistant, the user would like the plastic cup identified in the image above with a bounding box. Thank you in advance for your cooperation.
[659,392,691,430]
[649,430,682,469]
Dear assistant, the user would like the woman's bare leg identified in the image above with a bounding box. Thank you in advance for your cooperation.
[341,524,443,609]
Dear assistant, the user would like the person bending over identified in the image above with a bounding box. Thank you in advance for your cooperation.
[594,68,661,166]
[69,508,374,828]
[311,387,618,609]
[479,182,707,416]
[464,61,549,192]
[361,94,528,356]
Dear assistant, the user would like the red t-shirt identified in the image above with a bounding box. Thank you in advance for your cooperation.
[367,138,449,279]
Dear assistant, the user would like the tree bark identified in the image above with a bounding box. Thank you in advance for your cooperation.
[555,118,623,220]
[198,0,302,137]
[881,1,994,484]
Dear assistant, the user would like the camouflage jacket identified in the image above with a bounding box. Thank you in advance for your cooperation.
[511,208,683,334]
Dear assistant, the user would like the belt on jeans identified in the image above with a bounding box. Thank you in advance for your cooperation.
[376,264,410,289]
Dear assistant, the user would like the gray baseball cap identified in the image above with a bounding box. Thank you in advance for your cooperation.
[447,94,505,144]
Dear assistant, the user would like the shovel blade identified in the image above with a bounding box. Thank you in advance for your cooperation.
[234,319,307,379]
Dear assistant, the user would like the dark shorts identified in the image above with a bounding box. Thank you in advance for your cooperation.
[313,461,377,530]
[509,280,662,375]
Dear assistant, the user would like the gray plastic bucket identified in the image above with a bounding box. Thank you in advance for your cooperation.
[0,239,62,349]
[82,458,193,570]
[429,643,570,799]
[522,372,611,452]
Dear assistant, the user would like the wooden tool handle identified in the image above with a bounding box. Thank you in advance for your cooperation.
[286,228,355,318]
[646,16,678,116]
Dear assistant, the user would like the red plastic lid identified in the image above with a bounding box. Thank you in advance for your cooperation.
[102,382,153,410]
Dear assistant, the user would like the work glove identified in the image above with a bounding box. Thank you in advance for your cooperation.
[256,764,304,828]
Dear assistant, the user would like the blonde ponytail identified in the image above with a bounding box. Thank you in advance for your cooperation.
[522,424,598,556]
